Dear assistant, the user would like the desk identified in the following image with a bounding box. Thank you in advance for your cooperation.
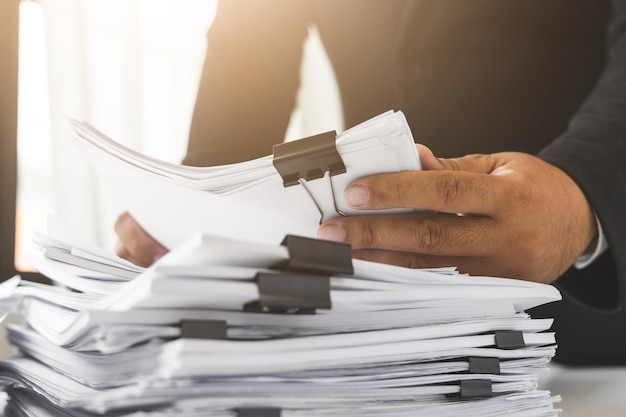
[539,364,626,416]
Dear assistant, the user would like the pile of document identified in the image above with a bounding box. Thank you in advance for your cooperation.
[0,225,562,416]
[0,110,562,415]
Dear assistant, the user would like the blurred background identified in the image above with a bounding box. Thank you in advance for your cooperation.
[15,0,343,269]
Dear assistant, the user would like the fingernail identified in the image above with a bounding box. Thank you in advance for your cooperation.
[345,184,369,207]
[318,224,346,242]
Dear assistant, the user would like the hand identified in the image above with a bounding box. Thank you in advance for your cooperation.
[318,145,597,284]
[114,212,168,267]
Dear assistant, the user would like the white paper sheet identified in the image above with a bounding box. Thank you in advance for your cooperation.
[70,111,421,248]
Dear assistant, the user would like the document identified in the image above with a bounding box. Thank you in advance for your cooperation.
[0,228,562,416]
[70,110,421,249]
[0,111,564,416]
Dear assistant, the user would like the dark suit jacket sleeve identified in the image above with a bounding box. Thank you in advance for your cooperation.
[538,0,626,310]
[183,0,309,167]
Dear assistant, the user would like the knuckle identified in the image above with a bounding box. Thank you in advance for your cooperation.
[343,220,379,249]
[359,222,377,247]
[445,158,462,171]
[466,153,488,164]
[435,173,462,207]
[389,181,405,203]
[373,175,408,207]
[415,219,446,252]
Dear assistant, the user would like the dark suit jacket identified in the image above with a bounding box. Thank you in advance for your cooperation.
[185,0,626,363]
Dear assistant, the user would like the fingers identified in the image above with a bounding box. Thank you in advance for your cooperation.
[415,144,444,171]
[352,249,464,269]
[351,249,491,276]
[115,244,153,269]
[114,212,168,267]
[347,148,506,215]
[351,249,540,281]
[437,153,498,173]
[344,170,505,215]
[318,212,496,257]
[416,144,499,174]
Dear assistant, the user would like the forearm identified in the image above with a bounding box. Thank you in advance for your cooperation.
[184,0,310,167]
[538,0,626,309]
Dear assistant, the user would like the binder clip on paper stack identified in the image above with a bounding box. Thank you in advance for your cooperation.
[68,110,422,248]
[0,110,563,416]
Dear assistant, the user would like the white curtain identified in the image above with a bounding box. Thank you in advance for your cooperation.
[36,0,342,252]
[39,0,216,251]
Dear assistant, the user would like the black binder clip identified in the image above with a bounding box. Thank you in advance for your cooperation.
[272,235,354,276]
[459,379,493,399]
[273,130,344,187]
[494,330,526,350]
[273,131,347,223]
[244,271,331,314]
[180,319,228,340]
[235,407,281,417]
[468,357,501,375]
[244,235,353,314]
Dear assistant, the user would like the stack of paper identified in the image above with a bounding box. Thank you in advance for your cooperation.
[0,111,562,415]
[0,227,562,416]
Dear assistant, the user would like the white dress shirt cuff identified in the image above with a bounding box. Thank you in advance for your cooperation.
[575,213,608,269]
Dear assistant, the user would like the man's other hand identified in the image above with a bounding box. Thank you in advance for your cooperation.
[114,211,168,267]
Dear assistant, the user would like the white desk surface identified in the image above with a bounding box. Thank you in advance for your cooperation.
[538,364,626,416]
